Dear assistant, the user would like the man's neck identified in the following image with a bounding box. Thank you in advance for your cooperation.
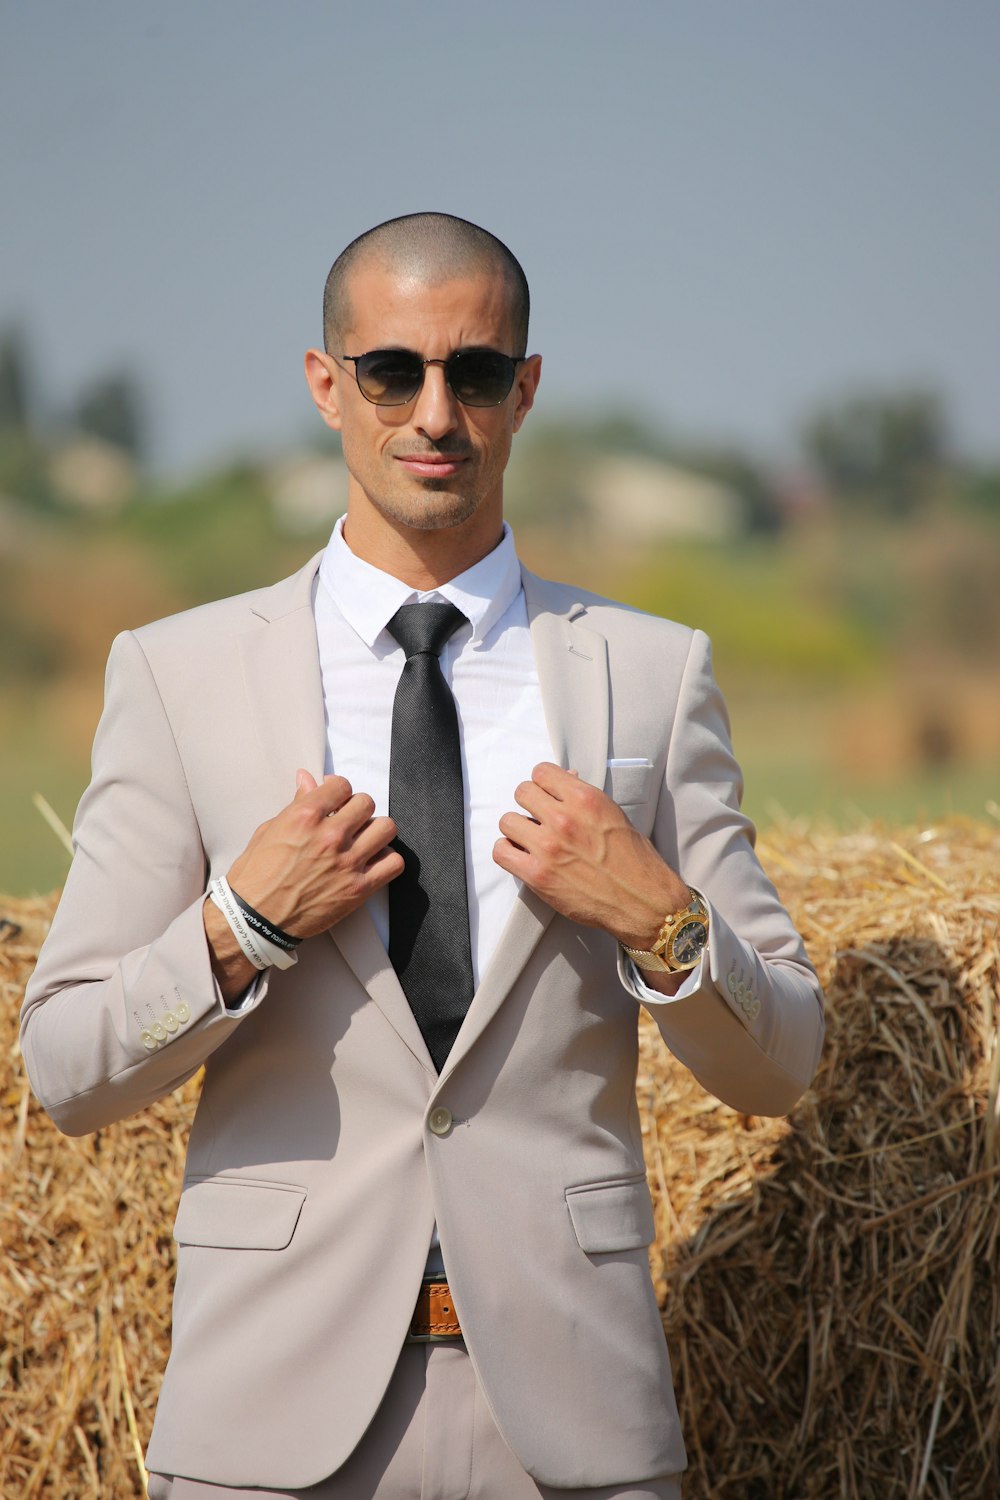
[341,510,506,591]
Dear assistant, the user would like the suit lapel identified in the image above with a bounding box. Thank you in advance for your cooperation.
[238,561,328,799]
[523,570,610,793]
[237,554,435,1075]
[438,569,610,1085]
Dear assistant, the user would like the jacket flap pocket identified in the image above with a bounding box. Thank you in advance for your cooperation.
[174,1176,306,1250]
[605,763,655,807]
[565,1175,655,1253]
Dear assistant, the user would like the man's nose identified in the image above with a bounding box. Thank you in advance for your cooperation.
[411,361,459,440]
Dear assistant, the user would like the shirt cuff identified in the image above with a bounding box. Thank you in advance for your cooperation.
[618,949,705,1006]
[221,972,265,1015]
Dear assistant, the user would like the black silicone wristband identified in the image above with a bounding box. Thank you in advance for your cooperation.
[228,888,302,950]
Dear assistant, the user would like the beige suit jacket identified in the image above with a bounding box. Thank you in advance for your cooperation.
[21,554,824,1490]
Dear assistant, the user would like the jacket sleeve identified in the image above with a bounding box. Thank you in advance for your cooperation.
[631,628,824,1116]
[20,630,268,1136]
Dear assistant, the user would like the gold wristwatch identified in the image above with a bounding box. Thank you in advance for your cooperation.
[622,890,709,973]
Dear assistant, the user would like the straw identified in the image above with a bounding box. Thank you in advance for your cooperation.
[2,817,998,1497]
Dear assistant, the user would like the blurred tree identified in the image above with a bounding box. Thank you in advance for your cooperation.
[960,464,1000,518]
[0,326,33,432]
[584,413,672,461]
[677,446,781,534]
[802,390,949,517]
[504,417,593,522]
[0,431,55,508]
[74,371,146,462]
[0,327,55,507]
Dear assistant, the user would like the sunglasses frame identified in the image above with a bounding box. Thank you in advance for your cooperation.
[336,347,525,408]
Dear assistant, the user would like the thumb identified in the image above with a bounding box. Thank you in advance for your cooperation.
[294,767,318,797]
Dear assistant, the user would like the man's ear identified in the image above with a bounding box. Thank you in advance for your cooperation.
[304,349,343,432]
[511,354,542,434]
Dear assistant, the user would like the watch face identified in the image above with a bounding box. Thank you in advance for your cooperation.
[671,920,708,966]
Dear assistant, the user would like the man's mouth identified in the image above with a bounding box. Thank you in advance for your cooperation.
[394,454,469,479]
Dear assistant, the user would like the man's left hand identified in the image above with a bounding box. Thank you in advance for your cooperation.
[493,762,691,952]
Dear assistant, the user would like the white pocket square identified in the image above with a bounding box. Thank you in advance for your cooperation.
[605,759,655,806]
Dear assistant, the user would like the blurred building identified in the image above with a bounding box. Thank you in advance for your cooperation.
[48,437,137,513]
[581,455,744,542]
[267,453,348,535]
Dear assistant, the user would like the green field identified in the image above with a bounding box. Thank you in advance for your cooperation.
[2,489,996,897]
[3,725,994,900]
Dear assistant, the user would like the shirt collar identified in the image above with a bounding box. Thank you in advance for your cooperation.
[318,515,522,650]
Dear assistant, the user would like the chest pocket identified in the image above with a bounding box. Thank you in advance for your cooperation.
[605,759,656,809]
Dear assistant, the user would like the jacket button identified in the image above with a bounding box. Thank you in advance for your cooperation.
[428,1107,453,1136]
[163,1011,179,1033]
[175,1001,191,1023]
[151,1021,167,1041]
[140,1030,157,1051]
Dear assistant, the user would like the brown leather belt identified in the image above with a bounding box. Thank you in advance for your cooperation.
[407,1277,462,1342]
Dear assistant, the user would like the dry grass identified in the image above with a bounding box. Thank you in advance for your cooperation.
[2,819,999,1498]
[641,818,1000,1498]
[1,902,198,1499]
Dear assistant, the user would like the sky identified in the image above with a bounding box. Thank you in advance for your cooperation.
[2,1,998,477]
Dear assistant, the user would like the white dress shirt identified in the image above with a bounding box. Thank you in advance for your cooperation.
[313,516,701,1008]
[315,517,553,988]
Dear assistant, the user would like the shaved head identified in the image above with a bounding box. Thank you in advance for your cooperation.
[323,212,530,356]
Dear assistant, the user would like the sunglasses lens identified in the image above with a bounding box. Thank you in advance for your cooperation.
[350,349,519,406]
[448,350,517,406]
[354,351,423,405]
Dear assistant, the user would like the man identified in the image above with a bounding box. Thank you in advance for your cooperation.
[22,213,824,1499]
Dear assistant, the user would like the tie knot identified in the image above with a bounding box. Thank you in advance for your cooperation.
[387,602,467,660]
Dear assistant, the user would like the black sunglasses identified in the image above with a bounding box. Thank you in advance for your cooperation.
[337,347,525,408]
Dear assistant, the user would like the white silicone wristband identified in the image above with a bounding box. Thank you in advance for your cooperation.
[210,878,299,971]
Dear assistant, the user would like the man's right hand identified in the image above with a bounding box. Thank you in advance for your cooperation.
[203,769,403,1001]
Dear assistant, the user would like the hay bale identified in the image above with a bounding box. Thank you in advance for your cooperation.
[2,820,998,1497]
[641,818,1000,1498]
[1,899,197,1499]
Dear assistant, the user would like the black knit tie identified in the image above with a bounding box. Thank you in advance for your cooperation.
[386,602,473,1073]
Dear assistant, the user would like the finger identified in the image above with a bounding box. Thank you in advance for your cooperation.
[531,762,579,798]
[512,779,550,818]
[493,836,531,876]
[498,810,544,850]
[363,843,406,889]
[305,774,355,815]
[295,768,318,797]
[324,791,379,835]
[348,815,398,862]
